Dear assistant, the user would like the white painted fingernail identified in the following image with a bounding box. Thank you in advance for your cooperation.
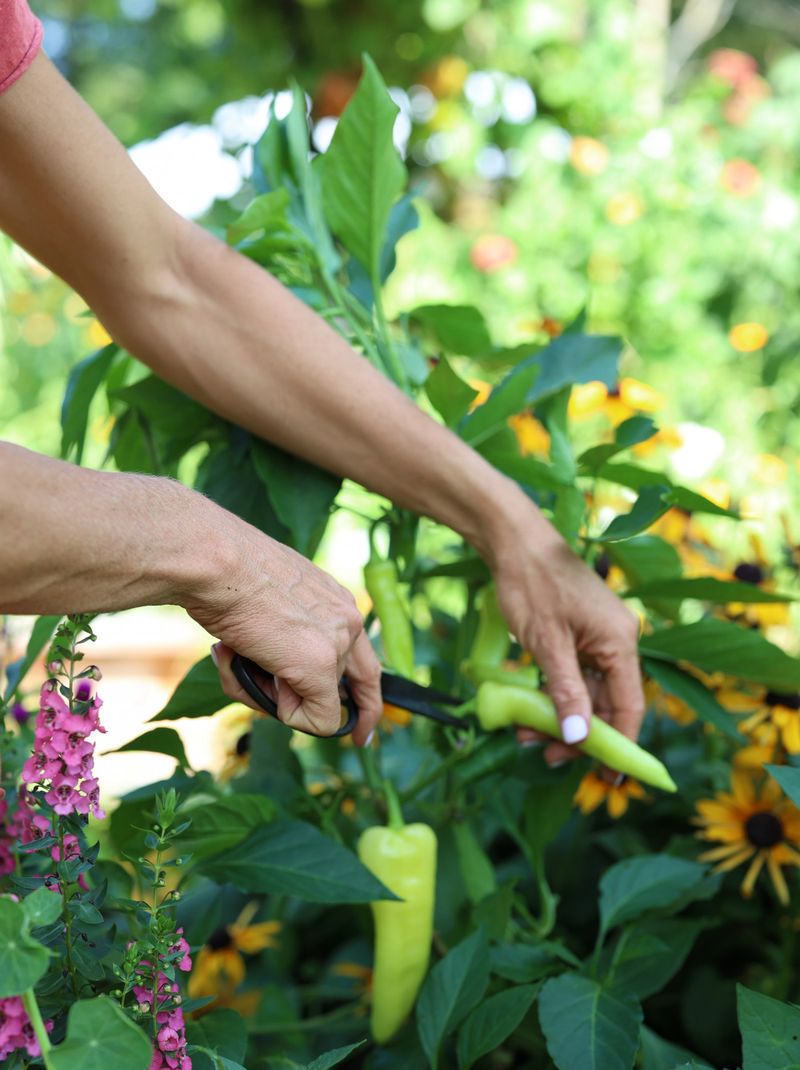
[209,643,220,668]
[364,730,375,747]
[521,739,542,749]
[562,715,588,744]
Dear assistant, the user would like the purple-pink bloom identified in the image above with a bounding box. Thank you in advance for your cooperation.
[0,996,53,1060]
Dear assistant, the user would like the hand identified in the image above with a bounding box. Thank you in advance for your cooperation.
[487,500,645,774]
[183,511,383,747]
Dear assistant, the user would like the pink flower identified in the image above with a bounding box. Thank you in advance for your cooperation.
[0,997,53,1060]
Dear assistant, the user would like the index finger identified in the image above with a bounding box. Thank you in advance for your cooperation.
[343,629,384,747]
[602,649,646,742]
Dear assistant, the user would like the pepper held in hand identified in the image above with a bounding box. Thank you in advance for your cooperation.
[358,788,437,1043]
[476,681,677,793]
[364,556,415,678]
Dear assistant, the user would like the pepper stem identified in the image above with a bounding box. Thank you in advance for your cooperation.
[383,779,405,831]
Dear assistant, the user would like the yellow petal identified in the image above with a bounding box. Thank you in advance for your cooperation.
[740,851,766,897]
[767,852,790,905]
[607,789,629,819]
[713,844,756,872]
[781,715,800,754]
[731,770,757,807]
[698,842,749,863]
[234,921,282,954]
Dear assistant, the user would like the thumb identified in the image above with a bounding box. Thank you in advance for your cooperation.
[276,673,343,737]
[538,644,593,746]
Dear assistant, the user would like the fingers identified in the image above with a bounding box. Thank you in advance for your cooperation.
[538,639,593,747]
[344,630,384,747]
[602,647,646,743]
[210,642,276,717]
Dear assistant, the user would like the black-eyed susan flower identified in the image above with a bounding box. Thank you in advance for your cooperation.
[188,903,280,1011]
[574,769,649,819]
[508,412,550,457]
[645,679,696,726]
[692,770,800,904]
[738,690,800,755]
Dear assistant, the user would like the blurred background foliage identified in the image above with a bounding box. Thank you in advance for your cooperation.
[3,0,800,527]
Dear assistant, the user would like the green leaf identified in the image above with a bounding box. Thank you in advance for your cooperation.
[737,983,800,1070]
[305,1041,368,1070]
[111,727,189,767]
[606,918,706,1000]
[599,485,672,542]
[608,536,682,586]
[379,194,419,283]
[151,655,229,722]
[477,427,568,492]
[524,763,585,860]
[61,345,119,462]
[0,898,50,997]
[643,659,745,742]
[411,304,493,357]
[457,985,538,1070]
[23,888,63,928]
[199,818,397,903]
[186,1010,247,1064]
[227,188,291,244]
[251,439,341,557]
[490,942,579,982]
[639,1026,713,1070]
[3,614,61,701]
[664,485,739,519]
[425,355,480,426]
[765,764,800,809]
[416,928,490,1070]
[639,619,800,689]
[459,362,540,446]
[50,997,152,1070]
[627,577,796,604]
[197,438,291,543]
[538,973,642,1070]
[578,416,659,471]
[528,333,622,403]
[599,855,709,934]
[112,375,216,462]
[597,463,738,519]
[321,54,406,279]
[179,795,277,861]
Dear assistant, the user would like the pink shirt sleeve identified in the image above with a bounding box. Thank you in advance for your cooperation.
[0,0,43,94]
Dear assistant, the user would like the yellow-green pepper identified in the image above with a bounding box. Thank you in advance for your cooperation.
[364,557,415,679]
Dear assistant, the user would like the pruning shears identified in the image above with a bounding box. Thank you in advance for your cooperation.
[231,653,470,738]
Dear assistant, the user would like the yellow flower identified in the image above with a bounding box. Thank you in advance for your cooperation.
[729,322,768,352]
[645,679,695,725]
[217,707,260,783]
[508,412,550,457]
[569,381,608,419]
[468,379,492,411]
[632,426,683,458]
[605,191,644,226]
[570,136,610,175]
[739,690,800,754]
[380,701,413,731]
[574,769,648,819]
[692,770,800,904]
[188,903,281,1011]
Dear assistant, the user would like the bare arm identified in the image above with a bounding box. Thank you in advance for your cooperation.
[0,54,644,756]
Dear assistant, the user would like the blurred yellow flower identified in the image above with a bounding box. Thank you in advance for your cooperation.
[574,769,648,818]
[381,701,413,729]
[425,55,469,97]
[693,770,800,904]
[188,903,281,1012]
[569,381,608,418]
[605,191,644,226]
[22,312,57,347]
[87,320,113,348]
[739,691,800,754]
[570,136,610,176]
[729,322,768,352]
[751,453,788,486]
[645,679,695,725]
[632,426,683,458]
[508,412,550,456]
[468,378,492,410]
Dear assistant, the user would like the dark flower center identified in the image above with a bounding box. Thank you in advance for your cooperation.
[207,926,234,951]
[594,553,611,580]
[765,691,800,710]
[745,811,784,848]
[734,562,764,586]
[235,732,251,757]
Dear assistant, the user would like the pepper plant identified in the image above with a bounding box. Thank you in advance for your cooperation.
[4,55,800,1070]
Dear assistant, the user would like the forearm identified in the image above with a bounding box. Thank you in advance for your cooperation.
[98,223,543,561]
[0,442,223,614]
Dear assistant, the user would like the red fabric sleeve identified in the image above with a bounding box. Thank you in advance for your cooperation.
[0,0,43,94]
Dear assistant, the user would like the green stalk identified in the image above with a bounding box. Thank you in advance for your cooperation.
[372,282,408,392]
[382,779,405,831]
[22,989,54,1070]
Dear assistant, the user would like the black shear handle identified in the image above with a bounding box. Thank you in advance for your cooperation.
[231,654,359,738]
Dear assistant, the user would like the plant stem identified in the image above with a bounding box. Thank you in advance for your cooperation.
[22,989,54,1070]
[383,779,405,830]
[372,282,408,391]
[57,824,80,1001]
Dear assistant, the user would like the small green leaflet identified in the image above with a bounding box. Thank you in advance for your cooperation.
[457,984,538,1069]
[599,485,672,542]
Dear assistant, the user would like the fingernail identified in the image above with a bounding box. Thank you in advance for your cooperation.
[561,714,588,744]
[521,739,542,749]
[209,643,220,668]
[547,758,568,768]
[363,730,375,748]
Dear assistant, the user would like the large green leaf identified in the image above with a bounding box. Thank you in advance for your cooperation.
[151,655,229,722]
[738,984,800,1070]
[320,55,406,279]
[179,795,277,861]
[3,614,61,701]
[539,973,642,1070]
[643,659,745,742]
[186,1010,247,1065]
[627,577,797,604]
[61,344,119,462]
[599,485,672,542]
[251,439,341,557]
[765,764,800,809]
[0,899,50,996]
[111,727,189,767]
[639,619,800,689]
[527,333,623,403]
[459,362,541,446]
[639,1027,713,1070]
[23,888,64,929]
[200,818,396,903]
[457,984,538,1070]
[599,855,709,935]
[305,1042,368,1070]
[606,918,706,1000]
[112,375,217,463]
[608,536,682,586]
[597,463,738,519]
[227,188,291,244]
[49,997,151,1070]
[425,355,480,426]
[197,438,291,543]
[411,304,492,357]
[416,928,490,1070]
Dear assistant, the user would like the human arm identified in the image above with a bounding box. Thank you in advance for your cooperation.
[0,53,644,754]
[0,441,383,744]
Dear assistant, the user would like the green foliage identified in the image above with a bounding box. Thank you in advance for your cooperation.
[0,898,50,997]
[416,928,490,1070]
[538,973,643,1070]
[49,998,152,1070]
